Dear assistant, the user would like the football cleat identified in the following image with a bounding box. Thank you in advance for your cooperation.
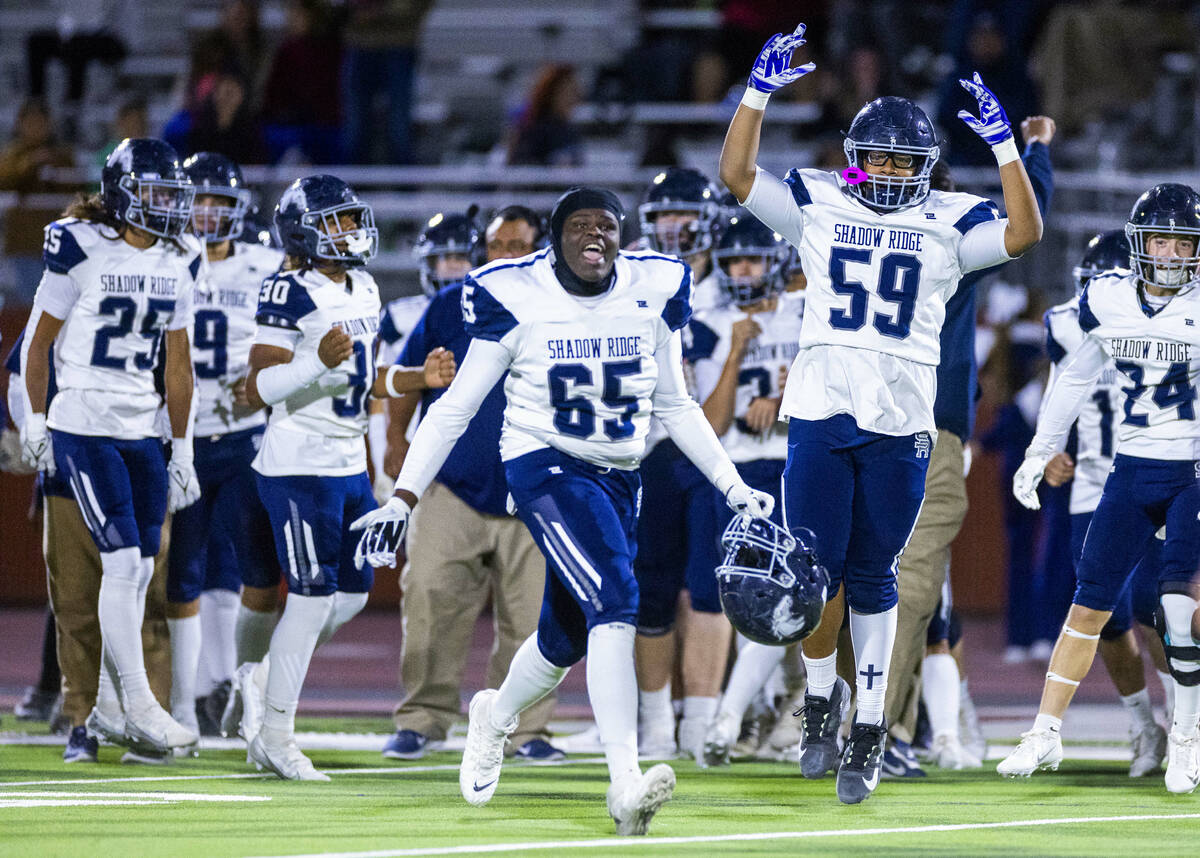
[996,728,1063,777]
[637,716,677,760]
[757,690,804,761]
[249,732,330,781]
[798,677,850,778]
[836,722,887,805]
[701,710,740,768]
[1129,721,1167,778]
[125,703,200,752]
[460,690,516,806]
[236,658,269,746]
[677,714,709,764]
[1164,731,1200,794]
[382,729,429,761]
[881,736,927,778]
[514,738,566,761]
[202,679,232,736]
[85,705,130,747]
[606,763,676,836]
[930,733,982,770]
[63,726,98,763]
[121,747,172,765]
[15,686,59,721]
[221,664,247,738]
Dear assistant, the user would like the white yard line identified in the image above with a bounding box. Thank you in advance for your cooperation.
[248,814,1200,858]
[0,790,271,808]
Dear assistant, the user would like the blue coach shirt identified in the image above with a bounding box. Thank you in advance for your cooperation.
[397,282,510,517]
[934,140,1054,441]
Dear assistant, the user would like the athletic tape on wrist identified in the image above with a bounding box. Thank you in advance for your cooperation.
[992,137,1020,166]
[740,88,771,111]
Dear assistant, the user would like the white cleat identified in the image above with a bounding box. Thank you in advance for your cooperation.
[607,763,675,836]
[676,715,708,764]
[996,729,1063,777]
[637,715,677,760]
[124,703,199,752]
[1164,731,1200,794]
[959,685,987,763]
[930,733,982,770]
[459,690,516,806]
[700,711,739,768]
[237,658,269,748]
[85,706,129,747]
[221,663,249,738]
[1129,721,1168,778]
[248,732,330,781]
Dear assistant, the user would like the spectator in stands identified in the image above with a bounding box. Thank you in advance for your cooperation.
[185,73,267,164]
[97,96,149,166]
[260,0,345,164]
[26,1,129,117]
[341,0,434,165]
[506,65,585,167]
[816,46,882,138]
[190,0,269,104]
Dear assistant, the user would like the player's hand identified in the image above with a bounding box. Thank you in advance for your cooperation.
[318,326,354,368]
[1020,115,1056,146]
[1042,452,1074,487]
[730,317,762,355]
[423,347,456,389]
[957,72,1013,147]
[1012,452,1049,510]
[747,23,816,97]
[350,495,412,570]
[20,413,55,475]
[167,448,201,513]
[725,482,775,519]
[0,427,37,475]
[743,397,780,434]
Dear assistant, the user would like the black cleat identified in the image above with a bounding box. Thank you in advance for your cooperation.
[797,677,849,779]
[836,721,887,805]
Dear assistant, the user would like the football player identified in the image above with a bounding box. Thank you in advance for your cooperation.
[720,23,1043,803]
[164,152,285,745]
[351,187,773,835]
[239,175,455,780]
[21,137,205,755]
[1003,185,1200,794]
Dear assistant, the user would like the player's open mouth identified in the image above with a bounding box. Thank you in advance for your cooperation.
[582,243,604,264]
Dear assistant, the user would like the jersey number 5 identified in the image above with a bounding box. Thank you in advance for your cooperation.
[827,248,921,340]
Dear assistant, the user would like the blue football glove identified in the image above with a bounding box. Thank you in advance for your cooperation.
[956,72,1013,146]
[748,23,816,96]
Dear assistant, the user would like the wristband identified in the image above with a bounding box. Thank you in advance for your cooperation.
[713,463,741,497]
[740,87,771,111]
[255,350,328,406]
[384,365,413,398]
[991,137,1019,167]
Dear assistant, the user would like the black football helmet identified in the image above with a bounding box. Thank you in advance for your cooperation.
[414,212,484,296]
[1071,230,1131,295]
[101,138,194,238]
[274,175,377,267]
[712,216,789,306]
[1124,183,1200,289]
[182,151,251,243]
[716,517,828,646]
[638,167,721,257]
[843,97,940,211]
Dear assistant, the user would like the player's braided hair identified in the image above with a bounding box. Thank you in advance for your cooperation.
[62,192,190,254]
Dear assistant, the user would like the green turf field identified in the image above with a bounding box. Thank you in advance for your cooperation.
[2,718,1197,857]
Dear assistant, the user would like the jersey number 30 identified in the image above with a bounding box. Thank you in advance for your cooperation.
[827,248,921,340]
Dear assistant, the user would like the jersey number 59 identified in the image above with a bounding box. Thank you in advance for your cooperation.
[828,248,921,340]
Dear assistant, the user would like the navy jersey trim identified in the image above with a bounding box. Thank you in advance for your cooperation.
[783,169,812,207]
[1077,284,1101,333]
[661,265,693,331]
[378,307,402,344]
[952,200,1000,235]
[254,273,317,331]
[43,222,88,274]
[1042,310,1066,364]
[684,318,720,363]
[462,276,519,342]
[3,329,23,374]
[188,254,203,280]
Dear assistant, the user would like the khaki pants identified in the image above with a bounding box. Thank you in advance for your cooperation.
[883,432,967,743]
[45,495,171,727]
[394,481,552,748]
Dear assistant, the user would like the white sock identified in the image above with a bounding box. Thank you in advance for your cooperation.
[587,622,640,784]
[1120,688,1157,733]
[198,589,239,693]
[849,606,898,726]
[638,683,673,732]
[96,648,123,715]
[1033,712,1062,734]
[260,594,333,740]
[316,591,368,648]
[682,696,718,725]
[922,652,961,739]
[720,642,786,721]
[801,652,838,700]
[492,633,569,728]
[236,605,277,664]
[1162,594,1200,737]
[167,615,202,726]
[98,547,156,711]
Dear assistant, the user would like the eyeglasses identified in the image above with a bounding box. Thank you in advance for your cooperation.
[864,151,916,169]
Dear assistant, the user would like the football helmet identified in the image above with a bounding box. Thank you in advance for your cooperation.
[274,175,377,267]
[182,151,251,243]
[716,516,828,646]
[843,97,940,211]
[1071,230,1130,295]
[414,212,484,296]
[712,216,789,306]
[1124,183,1200,289]
[638,167,721,257]
[101,138,195,239]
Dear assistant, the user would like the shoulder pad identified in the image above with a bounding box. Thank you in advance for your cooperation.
[462,274,518,341]
[42,220,90,274]
[951,198,1001,235]
[255,272,318,330]
[684,317,720,363]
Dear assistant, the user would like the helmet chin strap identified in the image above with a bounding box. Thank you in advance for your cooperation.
[1152,264,1191,287]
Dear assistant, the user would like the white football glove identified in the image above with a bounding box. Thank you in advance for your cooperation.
[20,413,55,475]
[725,482,775,519]
[350,496,412,570]
[1012,452,1050,511]
[167,443,201,513]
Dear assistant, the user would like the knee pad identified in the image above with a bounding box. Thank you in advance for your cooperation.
[99,546,143,585]
[1155,591,1200,687]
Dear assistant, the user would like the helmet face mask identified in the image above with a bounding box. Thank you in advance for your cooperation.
[638,168,720,258]
[1124,183,1200,291]
[414,212,484,296]
[714,217,788,306]
[274,175,378,268]
[843,96,940,211]
[307,203,378,265]
[102,138,195,239]
[191,192,250,243]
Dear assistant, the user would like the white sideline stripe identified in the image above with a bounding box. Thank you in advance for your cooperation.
[0,790,271,808]
[249,814,1200,858]
[550,521,602,587]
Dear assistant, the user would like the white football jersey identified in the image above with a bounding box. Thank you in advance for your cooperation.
[377,294,429,367]
[691,291,805,463]
[192,241,284,437]
[31,218,202,439]
[462,247,693,469]
[1076,272,1200,461]
[252,267,382,477]
[744,167,1010,434]
[1043,294,1122,514]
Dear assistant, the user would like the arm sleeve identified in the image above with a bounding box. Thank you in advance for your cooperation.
[1022,141,1054,217]
[742,167,806,248]
[254,325,302,351]
[652,332,740,495]
[32,271,80,319]
[394,337,513,499]
[957,217,1012,274]
[1028,334,1109,457]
